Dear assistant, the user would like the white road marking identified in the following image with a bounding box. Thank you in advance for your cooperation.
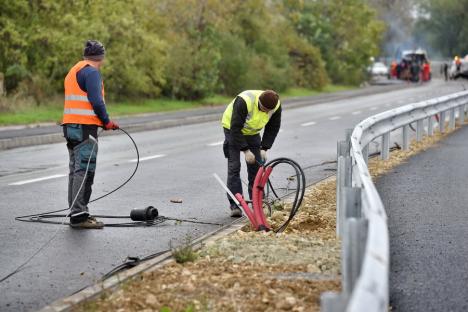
[370,107,378,111]
[385,103,392,107]
[329,116,341,121]
[129,154,165,163]
[206,141,224,147]
[9,174,67,186]
[301,121,316,127]
[352,111,362,115]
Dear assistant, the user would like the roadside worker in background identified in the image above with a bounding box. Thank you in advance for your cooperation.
[390,60,397,79]
[442,63,449,81]
[455,56,462,73]
[221,90,281,217]
[62,40,119,229]
[422,61,431,82]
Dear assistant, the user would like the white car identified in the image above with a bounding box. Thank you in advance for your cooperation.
[368,62,389,77]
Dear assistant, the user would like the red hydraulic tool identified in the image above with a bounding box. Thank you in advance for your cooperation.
[235,165,273,231]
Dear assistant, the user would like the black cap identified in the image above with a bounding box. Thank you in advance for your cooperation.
[83,40,105,61]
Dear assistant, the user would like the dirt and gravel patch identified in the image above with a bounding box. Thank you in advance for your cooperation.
[74,126,456,312]
[75,176,341,312]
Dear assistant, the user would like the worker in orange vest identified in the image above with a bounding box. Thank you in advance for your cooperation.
[422,61,431,82]
[62,40,119,229]
[390,60,397,79]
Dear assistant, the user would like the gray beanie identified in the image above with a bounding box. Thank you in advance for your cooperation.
[83,40,105,61]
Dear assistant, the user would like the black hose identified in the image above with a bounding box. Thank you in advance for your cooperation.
[14,128,139,223]
[262,157,306,233]
[89,128,139,203]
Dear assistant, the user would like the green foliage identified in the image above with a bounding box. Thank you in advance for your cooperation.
[171,236,198,264]
[0,0,384,104]
[286,0,385,85]
[414,0,468,57]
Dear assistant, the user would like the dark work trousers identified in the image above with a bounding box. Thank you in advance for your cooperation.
[63,124,98,222]
[223,128,262,207]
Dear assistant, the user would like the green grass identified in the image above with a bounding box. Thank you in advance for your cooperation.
[0,85,355,126]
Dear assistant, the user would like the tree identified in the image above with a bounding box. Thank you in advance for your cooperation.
[414,0,468,57]
[285,0,385,84]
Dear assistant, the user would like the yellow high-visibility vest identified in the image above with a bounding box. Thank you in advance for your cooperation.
[221,90,280,135]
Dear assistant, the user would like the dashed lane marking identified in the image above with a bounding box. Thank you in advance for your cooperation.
[329,116,341,121]
[352,111,362,115]
[301,121,316,127]
[9,174,67,186]
[206,141,224,147]
[129,154,166,163]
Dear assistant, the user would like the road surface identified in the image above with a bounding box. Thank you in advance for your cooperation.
[0,79,463,311]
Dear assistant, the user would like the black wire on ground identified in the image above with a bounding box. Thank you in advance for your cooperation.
[15,213,223,227]
[13,126,223,228]
[13,128,140,224]
[0,128,139,284]
[262,158,306,233]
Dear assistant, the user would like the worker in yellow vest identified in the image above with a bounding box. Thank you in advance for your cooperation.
[221,90,281,217]
[62,40,119,229]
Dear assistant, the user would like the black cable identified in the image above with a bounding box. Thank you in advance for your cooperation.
[260,158,306,233]
[100,249,171,281]
[89,128,139,203]
[16,213,223,227]
[2,128,139,284]
[14,128,139,223]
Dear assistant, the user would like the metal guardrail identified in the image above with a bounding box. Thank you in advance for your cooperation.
[321,90,468,311]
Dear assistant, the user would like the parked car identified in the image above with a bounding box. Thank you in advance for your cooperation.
[368,62,389,77]
[449,56,468,80]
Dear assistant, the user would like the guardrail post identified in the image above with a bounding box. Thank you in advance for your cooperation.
[416,119,424,142]
[428,116,434,136]
[344,187,362,219]
[362,145,369,165]
[342,217,368,296]
[336,153,352,237]
[381,132,390,160]
[321,292,347,312]
[449,108,456,130]
[463,104,467,123]
[402,125,410,150]
[345,128,353,146]
[440,111,446,133]
[458,105,465,125]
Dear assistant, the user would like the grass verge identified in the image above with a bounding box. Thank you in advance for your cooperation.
[0,85,355,126]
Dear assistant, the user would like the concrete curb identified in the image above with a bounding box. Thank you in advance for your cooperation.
[0,83,409,151]
[38,218,247,312]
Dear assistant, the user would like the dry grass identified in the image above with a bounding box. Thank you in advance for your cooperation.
[367,128,452,180]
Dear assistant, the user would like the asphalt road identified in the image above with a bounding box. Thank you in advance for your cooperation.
[0,79,464,311]
[377,125,468,312]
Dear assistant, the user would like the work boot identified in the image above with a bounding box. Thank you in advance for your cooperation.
[230,206,243,218]
[70,216,104,229]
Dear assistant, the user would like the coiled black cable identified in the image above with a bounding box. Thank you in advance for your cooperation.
[263,157,306,233]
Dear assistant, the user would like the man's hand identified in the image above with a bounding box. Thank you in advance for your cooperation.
[243,149,256,165]
[260,150,267,163]
[104,120,119,130]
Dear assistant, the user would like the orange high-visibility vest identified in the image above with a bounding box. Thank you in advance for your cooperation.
[62,60,105,126]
